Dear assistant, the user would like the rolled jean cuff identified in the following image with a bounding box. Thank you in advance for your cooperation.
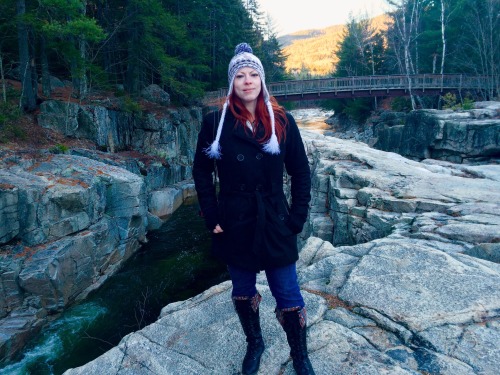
[232,293,262,312]
[275,306,307,328]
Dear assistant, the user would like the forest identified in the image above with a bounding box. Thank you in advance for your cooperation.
[332,0,499,115]
[0,0,286,111]
[0,0,499,124]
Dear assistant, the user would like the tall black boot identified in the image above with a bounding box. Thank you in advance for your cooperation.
[276,307,315,375]
[233,293,265,375]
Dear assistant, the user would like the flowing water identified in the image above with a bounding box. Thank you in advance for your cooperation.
[0,107,332,375]
[0,200,229,375]
[290,108,334,133]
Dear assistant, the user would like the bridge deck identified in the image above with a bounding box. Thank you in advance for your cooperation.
[204,74,490,104]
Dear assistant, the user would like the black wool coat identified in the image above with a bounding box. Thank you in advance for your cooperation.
[193,110,311,272]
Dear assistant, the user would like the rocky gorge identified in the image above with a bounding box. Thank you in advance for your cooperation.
[1,99,499,374]
[327,101,500,165]
[0,88,201,363]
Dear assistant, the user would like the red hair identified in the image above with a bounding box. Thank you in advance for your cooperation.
[228,90,288,143]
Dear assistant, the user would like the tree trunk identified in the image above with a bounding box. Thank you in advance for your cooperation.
[29,25,38,101]
[440,0,446,75]
[78,36,88,97]
[390,0,422,110]
[125,0,140,94]
[404,41,416,110]
[40,35,51,97]
[0,49,6,103]
[16,0,36,111]
[70,41,80,97]
[79,0,88,97]
[485,0,499,99]
[401,10,416,110]
[97,1,113,82]
[369,42,378,110]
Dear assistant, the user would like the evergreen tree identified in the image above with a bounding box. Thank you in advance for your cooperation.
[418,0,444,74]
[333,15,386,121]
[334,16,385,77]
[0,0,17,102]
[260,34,288,82]
[1,0,288,108]
[258,14,287,82]
[335,19,365,77]
[37,0,105,98]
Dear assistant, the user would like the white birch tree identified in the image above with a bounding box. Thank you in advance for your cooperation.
[386,0,423,109]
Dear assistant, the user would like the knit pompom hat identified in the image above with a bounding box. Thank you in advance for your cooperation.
[204,43,280,159]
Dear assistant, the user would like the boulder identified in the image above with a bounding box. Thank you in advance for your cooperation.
[0,183,19,243]
[0,152,147,361]
[373,102,500,163]
[141,84,170,106]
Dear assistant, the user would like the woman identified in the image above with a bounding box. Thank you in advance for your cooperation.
[193,43,315,375]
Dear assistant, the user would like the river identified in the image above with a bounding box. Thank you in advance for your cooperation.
[0,108,333,375]
[0,200,229,375]
[292,108,334,133]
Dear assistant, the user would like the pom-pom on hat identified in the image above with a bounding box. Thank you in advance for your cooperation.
[204,43,280,159]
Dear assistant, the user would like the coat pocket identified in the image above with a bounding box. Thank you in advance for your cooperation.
[265,201,293,238]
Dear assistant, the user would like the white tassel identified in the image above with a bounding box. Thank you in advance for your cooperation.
[204,139,221,159]
[262,99,280,155]
[262,133,280,154]
[204,95,231,159]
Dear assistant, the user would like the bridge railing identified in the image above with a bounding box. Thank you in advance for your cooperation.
[267,74,486,97]
[204,74,490,104]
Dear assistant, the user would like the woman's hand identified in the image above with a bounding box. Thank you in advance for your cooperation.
[213,224,224,233]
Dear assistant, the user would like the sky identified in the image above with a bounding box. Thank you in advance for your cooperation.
[258,0,390,36]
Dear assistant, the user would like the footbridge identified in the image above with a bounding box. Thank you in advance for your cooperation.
[204,74,490,105]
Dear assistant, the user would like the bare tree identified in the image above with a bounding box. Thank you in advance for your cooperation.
[439,0,446,75]
[464,0,500,99]
[16,0,37,111]
[387,0,423,109]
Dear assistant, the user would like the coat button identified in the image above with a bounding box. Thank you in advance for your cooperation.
[239,184,246,191]
[255,153,263,160]
[279,214,285,220]
[237,154,245,161]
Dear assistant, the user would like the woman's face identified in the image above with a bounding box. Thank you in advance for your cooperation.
[233,67,262,107]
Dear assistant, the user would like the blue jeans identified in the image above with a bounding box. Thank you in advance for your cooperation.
[228,263,305,310]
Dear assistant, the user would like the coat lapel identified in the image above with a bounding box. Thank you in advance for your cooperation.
[225,112,263,149]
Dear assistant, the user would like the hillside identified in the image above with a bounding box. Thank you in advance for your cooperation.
[279,14,390,77]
